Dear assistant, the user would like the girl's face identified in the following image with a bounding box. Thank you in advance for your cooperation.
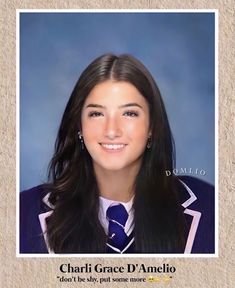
[81,80,151,174]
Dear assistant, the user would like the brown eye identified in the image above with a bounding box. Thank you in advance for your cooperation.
[123,110,139,117]
[88,111,104,117]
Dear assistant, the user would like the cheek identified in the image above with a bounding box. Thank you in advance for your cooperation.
[124,120,149,140]
[81,119,103,142]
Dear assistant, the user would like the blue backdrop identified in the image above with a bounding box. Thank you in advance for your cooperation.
[20,12,215,191]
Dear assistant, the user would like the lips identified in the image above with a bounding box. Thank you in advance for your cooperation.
[100,143,127,151]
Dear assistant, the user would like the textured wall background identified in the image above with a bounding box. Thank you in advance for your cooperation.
[0,1,234,288]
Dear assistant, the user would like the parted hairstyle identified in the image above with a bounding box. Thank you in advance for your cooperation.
[44,53,187,253]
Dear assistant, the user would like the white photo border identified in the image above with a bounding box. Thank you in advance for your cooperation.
[16,9,218,258]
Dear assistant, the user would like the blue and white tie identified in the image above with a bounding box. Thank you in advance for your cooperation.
[106,204,128,251]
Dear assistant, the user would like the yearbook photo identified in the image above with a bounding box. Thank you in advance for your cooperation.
[18,11,216,256]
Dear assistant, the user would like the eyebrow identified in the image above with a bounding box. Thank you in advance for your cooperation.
[85,103,143,109]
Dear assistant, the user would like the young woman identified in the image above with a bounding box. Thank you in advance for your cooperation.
[20,53,215,254]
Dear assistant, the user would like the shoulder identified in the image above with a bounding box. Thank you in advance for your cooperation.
[178,175,214,193]
[20,185,48,202]
[177,176,215,211]
[20,185,50,217]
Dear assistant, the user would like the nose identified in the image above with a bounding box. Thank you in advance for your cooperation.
[104,116,122,140]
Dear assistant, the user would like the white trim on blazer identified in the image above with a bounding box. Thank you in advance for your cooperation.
[38,179,201,254]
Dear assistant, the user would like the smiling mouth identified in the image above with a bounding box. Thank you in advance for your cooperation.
[100,143,127,150]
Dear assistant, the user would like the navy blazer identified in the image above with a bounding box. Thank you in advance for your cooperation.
[20,176,215,254]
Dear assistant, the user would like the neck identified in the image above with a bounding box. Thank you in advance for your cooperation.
[94,164,140,203]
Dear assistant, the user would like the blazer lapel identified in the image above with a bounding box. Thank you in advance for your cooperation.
[38,193,54,253]
[37,180,204,254]
[179,179,202,253]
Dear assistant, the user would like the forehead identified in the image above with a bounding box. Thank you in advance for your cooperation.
[84,80,147,106]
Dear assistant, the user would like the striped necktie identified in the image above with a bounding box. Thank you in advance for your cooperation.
[106,204,128,250]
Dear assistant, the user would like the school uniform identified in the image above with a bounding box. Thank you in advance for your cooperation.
[20,176,215,254]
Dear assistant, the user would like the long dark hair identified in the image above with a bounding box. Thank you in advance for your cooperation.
[44,53,187,253]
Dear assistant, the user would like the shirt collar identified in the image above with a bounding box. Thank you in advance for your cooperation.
[99,195,134,216]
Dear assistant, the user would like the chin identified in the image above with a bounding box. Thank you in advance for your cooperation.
[94,158,141,173]
[98,164,128,172]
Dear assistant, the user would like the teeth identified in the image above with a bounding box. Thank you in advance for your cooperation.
[101,144,125,150]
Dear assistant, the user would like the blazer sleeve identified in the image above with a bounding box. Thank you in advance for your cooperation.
[20,186,48,253]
